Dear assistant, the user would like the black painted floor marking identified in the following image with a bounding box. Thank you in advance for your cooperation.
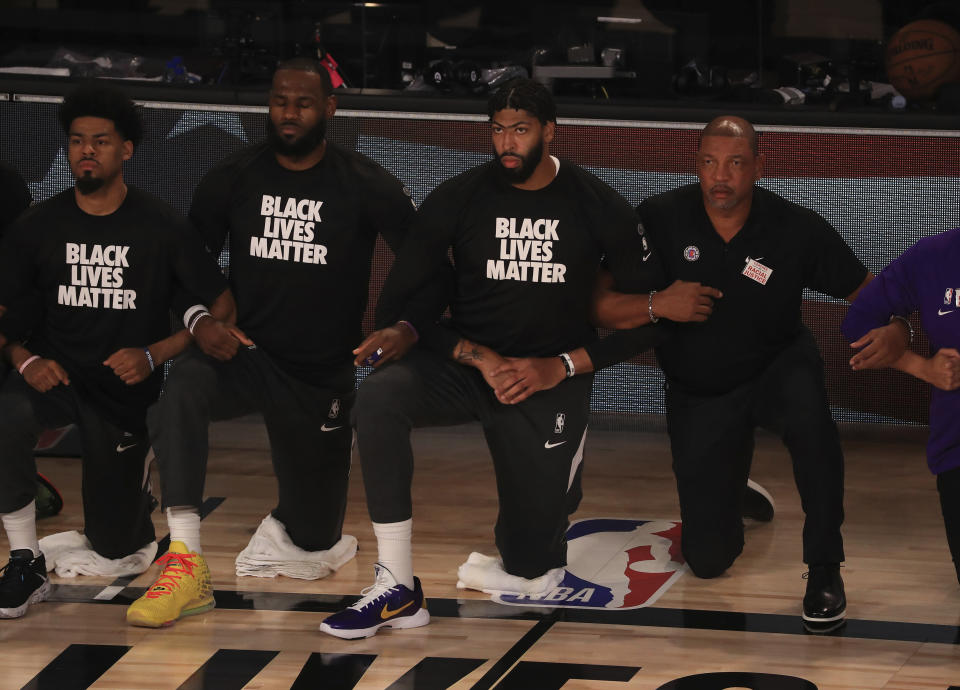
[102,496,226,591]
[657,671,818,689]
[386,657,486,689]
[290,652,377,689]
[497,661,640,689]
[177,648,279,690]
[21,643,130,690]
[44,585,960,647]
[471,614,559,690]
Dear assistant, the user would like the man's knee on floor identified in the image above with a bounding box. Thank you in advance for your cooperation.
[86,514,156,561]
[500,549,564,580]
[497,525,566,579]
[682,538,741,579]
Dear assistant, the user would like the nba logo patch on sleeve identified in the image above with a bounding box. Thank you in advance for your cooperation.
[494,517,687,610]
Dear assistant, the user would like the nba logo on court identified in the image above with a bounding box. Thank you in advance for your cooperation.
[495,517,687,609]
[328,399,341,419]
[554,413,565,434]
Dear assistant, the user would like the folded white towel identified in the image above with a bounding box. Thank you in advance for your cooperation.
[456,551,564,597]
[235,514,357,580]
[39,531,157,577]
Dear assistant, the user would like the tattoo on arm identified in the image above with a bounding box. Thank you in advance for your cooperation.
[455,342,483,362]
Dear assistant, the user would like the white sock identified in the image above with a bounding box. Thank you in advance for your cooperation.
[2,501,40,557]
[166,506,202,553]
[373,518,413,589]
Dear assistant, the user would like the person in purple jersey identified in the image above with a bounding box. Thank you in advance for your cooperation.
[843,228,960,583]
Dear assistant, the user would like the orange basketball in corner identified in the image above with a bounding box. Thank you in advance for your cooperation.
[885,19,960,101]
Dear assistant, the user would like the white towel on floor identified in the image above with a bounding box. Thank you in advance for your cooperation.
[456,551,564,596]
[39,531,157,577]
[235,514,357,580]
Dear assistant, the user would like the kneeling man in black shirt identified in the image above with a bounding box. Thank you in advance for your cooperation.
[0,85,230,620]
[597,116,874,628]
[321,79,702,639]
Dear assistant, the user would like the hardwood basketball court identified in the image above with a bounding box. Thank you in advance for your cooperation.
[1,417,959,689]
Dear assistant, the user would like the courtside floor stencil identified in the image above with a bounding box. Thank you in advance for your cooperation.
[495,518,687,609]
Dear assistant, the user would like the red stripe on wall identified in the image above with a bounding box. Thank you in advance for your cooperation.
[359,119,960,179]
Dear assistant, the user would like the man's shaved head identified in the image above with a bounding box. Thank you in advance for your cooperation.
[698,116,759,156]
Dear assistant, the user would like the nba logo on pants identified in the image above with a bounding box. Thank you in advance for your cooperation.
[496,517,687,609]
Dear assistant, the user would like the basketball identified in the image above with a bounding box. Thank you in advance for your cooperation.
[885,19,960,101]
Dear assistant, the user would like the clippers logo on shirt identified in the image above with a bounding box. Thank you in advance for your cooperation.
[494,517,687,610]
[58,243,137,310]
[486,216,567,283]
[251,195,328,265]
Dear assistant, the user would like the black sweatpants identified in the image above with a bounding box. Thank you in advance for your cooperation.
[0,374,156,559]
[665,328,845,578]
[355,348,593,579]
[149,346,353,552]
[937,465,960,584]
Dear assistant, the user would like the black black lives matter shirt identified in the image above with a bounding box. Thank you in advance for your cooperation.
[641,183,868,396]
[376,160,664,364]
[0,187,227,430]
[189,141,420,385]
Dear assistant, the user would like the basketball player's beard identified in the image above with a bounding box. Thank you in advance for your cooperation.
[495,140,543,183]
[75,171,105,195]
[267,116,327,158]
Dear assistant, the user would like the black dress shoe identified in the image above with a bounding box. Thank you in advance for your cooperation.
[802,564,846,623]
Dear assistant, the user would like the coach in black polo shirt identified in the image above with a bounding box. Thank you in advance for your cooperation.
[627,116,870,627]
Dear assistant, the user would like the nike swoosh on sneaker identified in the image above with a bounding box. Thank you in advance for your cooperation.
[544,440,567,449]
[321,424,344,432]
[381,600,414,619]
[116,443,138,453]
[938,309,956,316]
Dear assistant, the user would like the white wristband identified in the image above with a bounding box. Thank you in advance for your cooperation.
[559,352,575,378]
[18,355,40,376]
[183,304,208,330]
[188,311,212,335]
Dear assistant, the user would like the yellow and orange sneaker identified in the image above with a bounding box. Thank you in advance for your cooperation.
[126,541,214,628]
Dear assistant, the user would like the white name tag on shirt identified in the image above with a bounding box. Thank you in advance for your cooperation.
[742,258,773,285]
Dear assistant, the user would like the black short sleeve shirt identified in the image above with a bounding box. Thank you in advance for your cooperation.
[641,183,867,395]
